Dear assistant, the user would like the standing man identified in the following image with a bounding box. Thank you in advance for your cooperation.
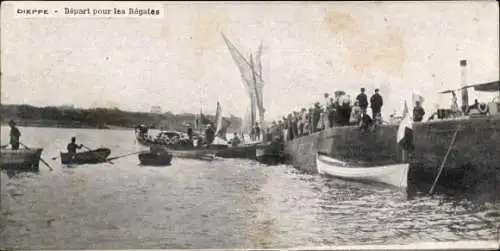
[186,123,193,141]
[356,88,368,114]
[8,120,21,150]
[255,122,261,141]
[413,101,426,122]
[204,124,215,145]
[370,89,383,120]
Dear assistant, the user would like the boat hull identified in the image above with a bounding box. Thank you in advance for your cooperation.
[254,141,287,165]
[136,133,228,160]
[0,148,43,171]
[215,143,258,159]
[138,151,173,166]
[316,152,409,188]
[408,116,500,197]
[60,148,111,165]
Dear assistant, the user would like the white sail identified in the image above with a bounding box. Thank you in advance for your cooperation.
[214,101,223,135]
[221,32,257,97]
[221,32,266,131]
[254,41,265,110]
[240,103,253,134]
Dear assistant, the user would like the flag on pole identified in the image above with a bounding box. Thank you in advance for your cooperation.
[397,100,414,151]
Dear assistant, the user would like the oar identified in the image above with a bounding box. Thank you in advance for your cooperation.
[20,142,53,171]
[106,151,142,161]
[81,144,114,164]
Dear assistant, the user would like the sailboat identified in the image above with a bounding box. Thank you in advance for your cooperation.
[221,33,266,139]
[214,33,286,164]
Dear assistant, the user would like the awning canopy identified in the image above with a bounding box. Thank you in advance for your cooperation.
[438,80,500,94]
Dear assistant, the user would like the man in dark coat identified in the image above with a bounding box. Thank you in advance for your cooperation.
[356,88,369,114]
[287,114,294,141]
[312,103,322,132]
[8,120,21,150]
[370,89,383,119]
[186,123,193,141]
[204,124,215,145]
[255,123,261,141]
[413,101,426,122]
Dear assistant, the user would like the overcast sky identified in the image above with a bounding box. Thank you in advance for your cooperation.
[1,1,498,120]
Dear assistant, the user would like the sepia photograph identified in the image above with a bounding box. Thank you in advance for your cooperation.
[1,1,499,250]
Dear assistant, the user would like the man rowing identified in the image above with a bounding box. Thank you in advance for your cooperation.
[67,137,83,155]
[8,120,21,150]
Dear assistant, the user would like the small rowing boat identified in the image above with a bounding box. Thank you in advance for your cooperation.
[60,148,111,165]
[316,152,409,188]
[138,151,173,166]
[0,148,44,171]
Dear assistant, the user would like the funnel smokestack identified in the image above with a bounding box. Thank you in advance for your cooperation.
[460,60,469,114]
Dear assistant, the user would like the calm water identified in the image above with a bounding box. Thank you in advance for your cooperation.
[1,126,499,249]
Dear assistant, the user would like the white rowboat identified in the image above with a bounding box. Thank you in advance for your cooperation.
[316,152,409,188]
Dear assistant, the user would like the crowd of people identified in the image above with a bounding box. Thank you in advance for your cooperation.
[260,88,387,142]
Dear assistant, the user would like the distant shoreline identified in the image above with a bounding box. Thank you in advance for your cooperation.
[0,120,131,131]
[1,104,243,133]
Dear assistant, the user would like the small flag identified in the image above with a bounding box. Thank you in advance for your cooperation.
[397,101,414,151]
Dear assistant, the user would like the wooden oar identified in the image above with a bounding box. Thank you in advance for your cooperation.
[20,142,53,171]
[81,145,114,164]
[106,151,142,161]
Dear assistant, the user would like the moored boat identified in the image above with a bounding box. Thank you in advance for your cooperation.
[138,151,173,166]
[60,148,111,164]
[255,141,287,165]
[215,143,258,159]
[316,152,409,188]
[170,147,224,160]
[135,132,228,159]
[0,148,44,171]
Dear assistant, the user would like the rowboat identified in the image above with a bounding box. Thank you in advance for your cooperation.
[316,152,409,188]
[138,151,173,166]
[60,148,111,165]
[0,148,43,171]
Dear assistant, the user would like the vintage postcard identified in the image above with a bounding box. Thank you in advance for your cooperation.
[1,1,499,250]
